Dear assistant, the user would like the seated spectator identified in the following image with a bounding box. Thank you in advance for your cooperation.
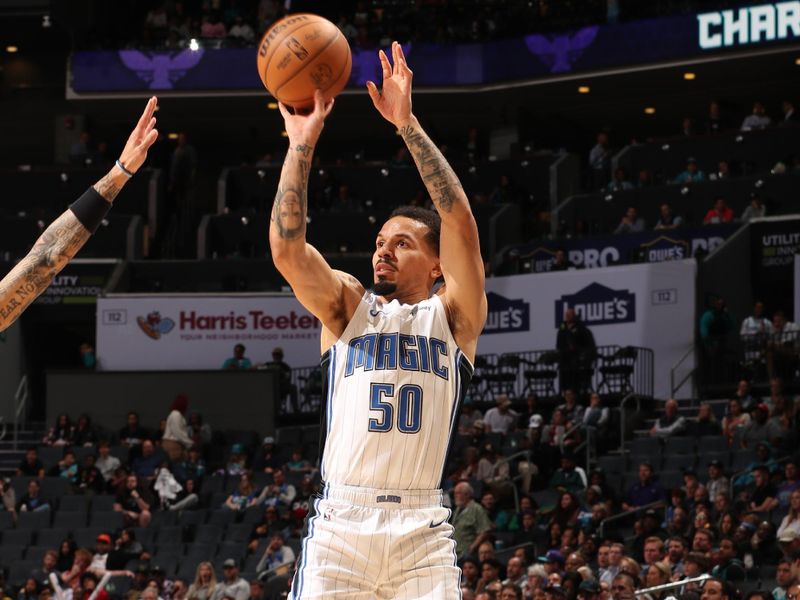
[132,440,163,482]
[664,536,687,576]
[174,447,206,484]
[284,448,313,474]
[57,539,76,572]
[613,207,645,234]
[650,399,686,437]
[778,489,800,540]
[166,477,200,512]
[644,560,670,589]
[453,481,493,560]
[227,16,254,42]
[187,562,217,600]
[705,459,729,502]
[779,463,800,508]
[606,168,633,192]
[741,101,772,131]
[255,533,296,575]
[503,557,527,589]
[48,450,78,484]
[711,537,745,581]
[17,448,44,478]
[703,197,734,225]
[722,398,751,445]
[557,389,584,425]
[252,437,282,474]
[222,344,252,370]
[225,444,249,476]
[549,452,587,494]
[200,13,227,39]
[549,492,580,530]
[257,469,296,508]
[475,443,509,486]
[461,556,481,592]
[582,392,609,432]
[741,301,773,339]
[118,412,148,449]
[550,249,578,272]
[211,560,248,600]
[741,193,766,222]
[114,529,146,564]
[483,395,518,434]
[73,414,98,447]
[43,414,74,447]
[17,479,50,512]
[743,404,785,449]
[749,465,779,515]
[623,462,665,511]
[114,474,153,527]
[672,157,706,184]
[476,558,502,596]
[459,404,484,434]
[224,472,259,512]
[95,442,121,486]
[59,548,93,592]
[77,454,105,494]
[654,203,683,230]
[767,313,800,380]
[692,402,721,436]
[772,559,794,600]
[188,412,213,448]
[712,159,732,180]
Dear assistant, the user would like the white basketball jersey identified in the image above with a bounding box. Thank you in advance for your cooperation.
[319,292,473,491]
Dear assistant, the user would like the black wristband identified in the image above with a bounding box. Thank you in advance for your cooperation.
[69,186,111,233]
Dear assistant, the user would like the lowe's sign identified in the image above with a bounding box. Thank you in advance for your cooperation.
[698,2,800,49]
[555,283,636,327]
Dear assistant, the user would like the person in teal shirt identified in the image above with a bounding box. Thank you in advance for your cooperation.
[222,344,252,370]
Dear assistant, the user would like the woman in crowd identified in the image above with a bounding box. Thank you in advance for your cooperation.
[186,562,216,600]
[223,471,259,512]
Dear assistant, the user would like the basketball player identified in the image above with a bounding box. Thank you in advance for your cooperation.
[0,97,158,333]
[270,42,487,599]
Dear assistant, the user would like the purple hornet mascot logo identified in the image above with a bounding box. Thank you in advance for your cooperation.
[524,26,599,73]
[118,49,205,90]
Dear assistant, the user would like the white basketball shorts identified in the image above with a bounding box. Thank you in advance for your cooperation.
[288,483,461,600]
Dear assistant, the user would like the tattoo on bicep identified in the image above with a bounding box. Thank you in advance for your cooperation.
[0,212,90,327]
[399,124,463,213]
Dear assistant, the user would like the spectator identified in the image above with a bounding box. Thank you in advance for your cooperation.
[245,581,261,600]
[211,560,248,600]
[162,394,193,463]
[705,100,731,134]
[43,414,73,447]
[257,469,296,508]
[31,550,58,589]
[476,443,510,487]
[227,16,254,42]
[556,308,596,393]
[654,203,683,230]
[501,584,523,600]
[460,404,485,434]
[741,101,772,131]
[252,437,282,474]
[187,562,217,600]
[226,444,249,476]
[588,132,612,190]
[224,472,259,512]
[700,297,735,350]
[484,395,519,434]
[610,572,636,600]
[57,539,76,572]
[557,389,584,425]
[114,529,146,565]
[706,459,729,502]
[264,348,296,410]
[779,465,800,508]
[712,159,732,180]
[247,505,285,553]
[255,533,296,575]
[453,481,493,559]
[119,412,148,449]
[284,447,313,474]
[711,537,745,581]
[673,158,706,184]
[703,197,734,224]
[623,462,665,511]
[741,301,774,338]
[549,453,587,494]
[176,447,206,483]
[188,413,213,448]
[72,414,97,447]
[743,404,782,449]
[767,312,800,380]
[722,398,751,444]
[17,479,50,512]
[60,548,93,592]
[650,399,686,437]
[132,440,162,481]
[461,557,481,592]
[778,489,800,540]
[166,477,200,512]
[664,537,687,576]
[77,454,105,494]
[550,249,577,272]
[613,207,645,234]
[114,473,153,527]
[476,558,503,596]
[774,559,795,600]
[17,448,44,478]
[644,560,670,589]
[741,193,766,222]
[692,402,721,436]
[749,465,779,514]
[781,100,797,124]
[173,579,188,600]
[48,450,78,484]
[222,344,252,370]
[95,442,122,486]
[607,168,633,192]
[582,392,609,431]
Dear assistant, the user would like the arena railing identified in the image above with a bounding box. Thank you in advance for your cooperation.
[635,574,711,597]
[598,499,665,538]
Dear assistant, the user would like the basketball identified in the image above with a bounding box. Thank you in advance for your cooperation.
[256,13,352,111]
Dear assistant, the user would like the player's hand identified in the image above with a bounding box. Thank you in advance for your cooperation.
[367,41,413,128]
[118,96,159,174]
[279,90,334,146]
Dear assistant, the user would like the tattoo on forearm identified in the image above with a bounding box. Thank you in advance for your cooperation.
[399,123,464,213]
[93,172,122,203]
[0,211,91,330]
[271,146,312,240]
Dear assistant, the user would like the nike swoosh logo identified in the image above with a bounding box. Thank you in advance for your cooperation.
[369,310,383,317]
[429,518,448,528]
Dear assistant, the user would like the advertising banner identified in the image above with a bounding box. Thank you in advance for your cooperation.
[513,224,736,272]
[70,3,799,94]
[480,260,697,398]
[750,217,800,283]
[96,294,321,371]
[795,255,800,321]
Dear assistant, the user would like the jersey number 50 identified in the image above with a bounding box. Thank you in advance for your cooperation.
[368,383,423,434]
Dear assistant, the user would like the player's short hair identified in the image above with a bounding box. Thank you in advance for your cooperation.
[388,206,441,256]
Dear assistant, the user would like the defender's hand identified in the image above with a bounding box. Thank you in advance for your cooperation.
[118,96,159,174]
[279,90,334,146]
[366,41,413,128]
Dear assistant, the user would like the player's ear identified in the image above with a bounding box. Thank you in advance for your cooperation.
[430,260,442,280]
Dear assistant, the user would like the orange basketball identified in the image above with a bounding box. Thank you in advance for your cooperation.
[256,13,352,111]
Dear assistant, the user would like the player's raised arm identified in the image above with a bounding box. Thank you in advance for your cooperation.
[367,42,487,358]
[269,91,363,337]
[0,96,159,333]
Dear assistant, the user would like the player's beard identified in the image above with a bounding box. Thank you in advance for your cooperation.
[373,278,397,296]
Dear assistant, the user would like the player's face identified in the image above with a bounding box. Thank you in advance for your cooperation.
[373,217,440,297]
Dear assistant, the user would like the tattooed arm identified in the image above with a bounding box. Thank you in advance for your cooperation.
[0,97,159,333]
[269,91,363,339]
[367,42,486,358]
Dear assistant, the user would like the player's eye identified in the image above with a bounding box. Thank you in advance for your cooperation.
[398,240,406,247]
